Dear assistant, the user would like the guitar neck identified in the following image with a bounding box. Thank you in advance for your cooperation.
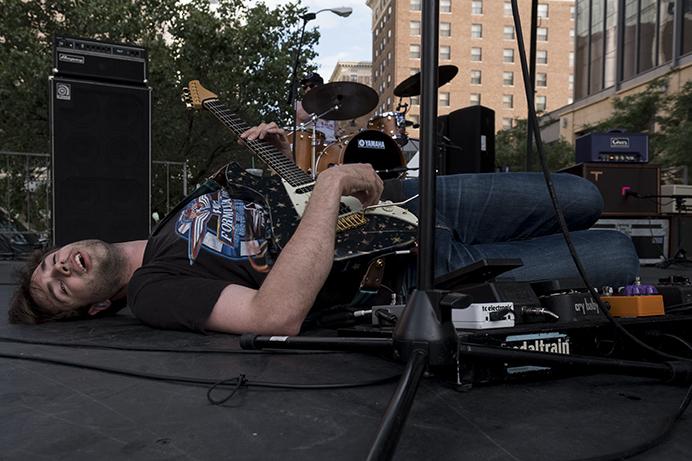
[203,99,313,187]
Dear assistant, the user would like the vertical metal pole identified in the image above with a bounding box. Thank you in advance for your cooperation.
[5,155,9,213]
[183,162,188,196]
[166,162,170,213]
[25,155,30,228]
[526,0,538,171]
[417,0,440,290]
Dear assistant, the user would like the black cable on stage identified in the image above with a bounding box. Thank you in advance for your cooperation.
[510,0,691,364]
[665,301,692,312]
[0,335,335,355]
[0,350,401,393]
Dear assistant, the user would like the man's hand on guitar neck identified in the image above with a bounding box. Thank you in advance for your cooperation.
[239,122,292,159]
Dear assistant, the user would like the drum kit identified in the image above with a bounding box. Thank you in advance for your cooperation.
[287,65,459,180]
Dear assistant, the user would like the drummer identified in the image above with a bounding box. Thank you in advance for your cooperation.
[295,72,338,143]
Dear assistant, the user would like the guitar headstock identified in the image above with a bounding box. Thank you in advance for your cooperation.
[181,80,218,111]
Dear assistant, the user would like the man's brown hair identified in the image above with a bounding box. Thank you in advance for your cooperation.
[8,247,125,324]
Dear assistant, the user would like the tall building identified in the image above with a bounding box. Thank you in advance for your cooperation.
[544,0,692,145]
[366,0,576,134]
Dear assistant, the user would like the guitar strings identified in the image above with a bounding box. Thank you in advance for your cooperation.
[204,100,313,188]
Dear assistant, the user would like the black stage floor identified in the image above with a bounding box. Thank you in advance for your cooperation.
[2,263,692,460]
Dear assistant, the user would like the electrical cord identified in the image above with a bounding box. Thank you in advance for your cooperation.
[0,350,401,393]
[568,327,692,461]
[510,0,691,364]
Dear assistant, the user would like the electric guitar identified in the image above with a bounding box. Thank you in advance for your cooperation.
[181,80,418,264]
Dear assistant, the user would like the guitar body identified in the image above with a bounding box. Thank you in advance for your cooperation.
[182,80,419,272]
[224,163,417,263]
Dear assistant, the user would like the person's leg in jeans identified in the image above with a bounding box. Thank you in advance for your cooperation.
[401,172,639,287]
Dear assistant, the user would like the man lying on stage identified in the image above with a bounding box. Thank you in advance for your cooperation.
[9,123,640,335]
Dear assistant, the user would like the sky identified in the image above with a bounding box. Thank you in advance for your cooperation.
[260,0,372,79]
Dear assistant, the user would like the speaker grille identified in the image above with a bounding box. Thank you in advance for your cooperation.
[51,77,151,245]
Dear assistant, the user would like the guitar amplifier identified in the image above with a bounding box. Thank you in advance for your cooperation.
[561,163,660,216]
[53,35,147,84]
[575,131,648,163]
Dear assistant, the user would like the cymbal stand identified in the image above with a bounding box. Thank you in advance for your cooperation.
[298,105,339,179]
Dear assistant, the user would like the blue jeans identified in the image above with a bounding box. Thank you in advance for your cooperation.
[401,172,640,287]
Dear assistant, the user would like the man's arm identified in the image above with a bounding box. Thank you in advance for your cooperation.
[205,162,383,335]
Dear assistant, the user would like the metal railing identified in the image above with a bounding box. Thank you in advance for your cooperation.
[0,151,189,257]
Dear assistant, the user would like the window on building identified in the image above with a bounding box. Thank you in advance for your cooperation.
[537,4,549,18]
[440,92,450,106]
[537,50,548,64]
[440,22,451,37]
[504,2,512,16]
[410,96,419,105]
[472,1,483,15]
[503,71,514,85]
[568,74,574,90]
[502,117,513,129]
[470,93,481,105]
[537,27,548,41]
[536,95,547,112]
[570,6,576,19]
[387,74,391,83]
[471,24,483,38]
[440,45,451,60]
[503,26,514,40]
[410,44,421,59]
[570,29,575,38]
[502,94,514,109]
[471,47,482,61]
[410,20,421,36]
[536,73,547,87]
[503,48,515,63]
[569,51,574,66]
[470,70,482,84]
[440,0,451,13]
[410,0,421,11]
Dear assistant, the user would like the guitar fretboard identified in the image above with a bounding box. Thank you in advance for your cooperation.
[204,99,314,188]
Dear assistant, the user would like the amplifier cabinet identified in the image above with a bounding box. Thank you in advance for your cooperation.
[561,163,660,216]
[591,218,669,265]
[661,184,692,214]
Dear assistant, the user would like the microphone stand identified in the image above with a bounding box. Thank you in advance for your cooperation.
[286,13,315,163]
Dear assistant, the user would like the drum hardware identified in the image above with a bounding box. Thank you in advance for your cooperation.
[367,112,410,146]
[316,130,406,180]
[302,81,379,121]
[392,64,459,98]
[289,105,337,178]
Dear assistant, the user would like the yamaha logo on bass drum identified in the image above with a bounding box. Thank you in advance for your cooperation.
[357,138,386,150]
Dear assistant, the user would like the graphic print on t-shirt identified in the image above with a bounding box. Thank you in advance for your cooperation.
[176,189,268,265]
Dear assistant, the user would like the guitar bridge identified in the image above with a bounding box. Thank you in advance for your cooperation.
[336,211,366,232]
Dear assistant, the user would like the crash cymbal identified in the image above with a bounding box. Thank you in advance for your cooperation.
[302,82,379,120]
[393,65,459,98]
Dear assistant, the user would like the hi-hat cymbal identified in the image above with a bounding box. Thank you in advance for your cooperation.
[393,65,459,98]
[302,82,379,120]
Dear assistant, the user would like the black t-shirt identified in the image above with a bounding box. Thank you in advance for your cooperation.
[128,188,270,332]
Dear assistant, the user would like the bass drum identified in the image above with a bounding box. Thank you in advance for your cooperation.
[317,130,404,180]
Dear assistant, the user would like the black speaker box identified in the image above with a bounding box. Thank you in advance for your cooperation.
[50,77,151,245]
[437,105,495,175]
[561,163,660,216]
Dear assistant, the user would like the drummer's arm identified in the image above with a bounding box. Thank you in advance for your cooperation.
[239,122,293,160]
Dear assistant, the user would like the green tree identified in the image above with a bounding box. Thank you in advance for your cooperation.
[0,0,319,228]
[496,119,575,172]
